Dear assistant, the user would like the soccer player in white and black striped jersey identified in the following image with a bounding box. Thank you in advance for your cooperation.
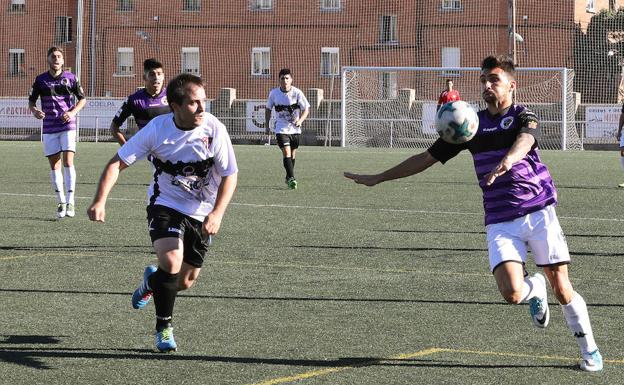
[88,74,238,352]
[345,55,602,372]
[265,68,310,189]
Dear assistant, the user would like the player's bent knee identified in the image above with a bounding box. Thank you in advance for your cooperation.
[500,289,524,304]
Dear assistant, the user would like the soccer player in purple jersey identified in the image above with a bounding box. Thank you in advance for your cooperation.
[28,46,86,219]
[110,58,170,145]
[344,55,602,372]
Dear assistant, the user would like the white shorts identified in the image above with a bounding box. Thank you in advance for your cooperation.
[43,130,76,157]
[485,205,570,272]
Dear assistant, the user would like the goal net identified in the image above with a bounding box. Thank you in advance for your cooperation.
[341,66,581,150]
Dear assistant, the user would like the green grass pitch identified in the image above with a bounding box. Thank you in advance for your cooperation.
[0,141,623,384]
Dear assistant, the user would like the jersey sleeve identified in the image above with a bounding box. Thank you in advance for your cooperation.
[117,119,155,165]
[266,90,274,109]
[298,90,310,110]
[112,97,133,127]
[28,79,41,104]
[517,107,541,139]
[427,138,466,164]
[72,78,86,100]
[212,123,238,177]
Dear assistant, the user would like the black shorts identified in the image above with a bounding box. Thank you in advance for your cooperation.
[146,204,212,268]
[275,133,300,149]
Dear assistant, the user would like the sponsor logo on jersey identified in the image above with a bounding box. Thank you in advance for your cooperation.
[500,116,514,130]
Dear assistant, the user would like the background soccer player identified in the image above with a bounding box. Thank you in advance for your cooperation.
[436,78,461,111]
[345,55,602,372]
[87,74,238,352]
[28,46,86,219]
[110,58,170,145]
[265,68,310,189]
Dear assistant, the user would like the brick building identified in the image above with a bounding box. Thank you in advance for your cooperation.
[1,0,622,100]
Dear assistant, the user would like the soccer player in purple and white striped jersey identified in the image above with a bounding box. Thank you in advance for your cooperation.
[28,46,86,219]
[110,58,170,145]
[344,55,602,372]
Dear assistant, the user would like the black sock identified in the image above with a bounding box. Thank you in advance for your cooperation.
[150,268,179,330]
[283,157,294,179]
[291,158,295,168]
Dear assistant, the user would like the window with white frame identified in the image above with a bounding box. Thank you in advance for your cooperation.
[183,0,201,11]
[251,47,270,75]
[9,0,25,12]
[586,0,596,12]
[251,0,272,10]
[441,0,461,10]
[321,0,341,11]
[116,47,134,75]
[182,47,200,75]
[8,49,25,76]
[379,72,398,99]
[380,15,398,44]
[117,0,134,11]
[441,47,460,75]
[55,16,73,44]
[320,47,340,76]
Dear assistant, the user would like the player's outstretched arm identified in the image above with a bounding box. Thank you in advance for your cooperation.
[87,154,129,222]
[344,151,438,187]
[109,122,127,146]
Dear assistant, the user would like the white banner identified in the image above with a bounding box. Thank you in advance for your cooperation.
[246,101,274,132]
[585,105,620,138]
[422,103,438,134]
[0,99,39,128]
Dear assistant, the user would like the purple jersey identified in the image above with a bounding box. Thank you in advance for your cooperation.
[28,71,85,134]
[112,87,170,129]
[428,104,557,226]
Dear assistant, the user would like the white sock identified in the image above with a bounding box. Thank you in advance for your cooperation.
[64,166,76,205]
[519,275,546,302]
[50,169,65,204]
[620,156,624,171]
[561,292,598,356]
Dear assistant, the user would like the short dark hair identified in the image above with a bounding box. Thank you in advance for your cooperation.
[481,55,515,77]
[166,73,204,106]
[47,46,63,57]
[278,68,291,78]
[143,58,163,72]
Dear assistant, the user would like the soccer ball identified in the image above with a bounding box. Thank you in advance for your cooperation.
[435,101,479,144]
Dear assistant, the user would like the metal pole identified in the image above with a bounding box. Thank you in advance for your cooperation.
[561,68,568,150]
[89,0,96,97]
[75,0,84,80]
[340,68,347,147]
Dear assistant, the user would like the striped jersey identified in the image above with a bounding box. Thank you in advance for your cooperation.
[118,112,238,221]
[112,87,170,130]
[28,71,85,134]
[428,104,557,226]
[266,86,310,134]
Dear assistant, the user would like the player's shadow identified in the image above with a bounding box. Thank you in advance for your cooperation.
[0,341,576,371]
[2,288,621,309]
[0,245,151,252]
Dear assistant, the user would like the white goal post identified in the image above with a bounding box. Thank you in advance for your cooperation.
[341,66,581,150]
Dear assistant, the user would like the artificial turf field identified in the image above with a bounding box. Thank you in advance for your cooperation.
[0,141,623,385]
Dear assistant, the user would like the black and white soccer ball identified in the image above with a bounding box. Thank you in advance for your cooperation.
[435,100,479,144]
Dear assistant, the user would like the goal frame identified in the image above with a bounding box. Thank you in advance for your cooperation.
[341,66,573,150]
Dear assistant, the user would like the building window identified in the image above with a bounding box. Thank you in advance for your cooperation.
[117,0,134,11]
[441,0,461,10]
[182,47,200,75]
[251,0,272,10]
[586,0,596,12]
[9,0,25,12]
[321,47,340,76]
[251,47,270,75]
[183,0,201,11]
[116,47,134,75]
[321,0,341,11]
[380,72,398,99]
[380,15,398,44]
[55,16,73,44]
[8,49,25,76]
[441,47,460,75]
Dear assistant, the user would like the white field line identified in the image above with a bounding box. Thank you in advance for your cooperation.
[0,191,623,223]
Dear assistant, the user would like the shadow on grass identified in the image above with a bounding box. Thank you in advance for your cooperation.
[0,339,575,371]
[1,288,622,308]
